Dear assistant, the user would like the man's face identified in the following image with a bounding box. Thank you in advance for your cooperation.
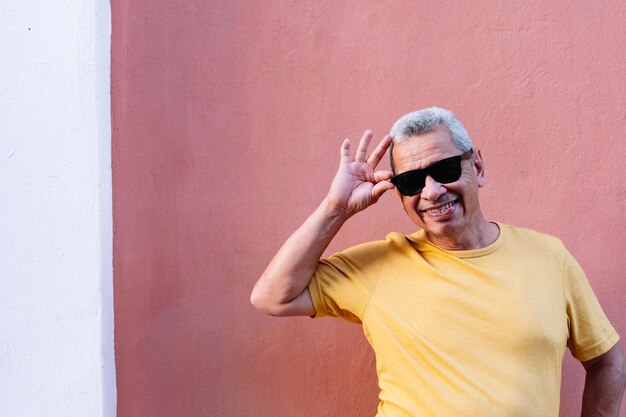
[392,125,486,248]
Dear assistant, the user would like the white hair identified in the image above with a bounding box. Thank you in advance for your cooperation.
[389,107,473,173]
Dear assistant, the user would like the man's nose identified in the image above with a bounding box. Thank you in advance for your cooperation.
[420,175,447,201]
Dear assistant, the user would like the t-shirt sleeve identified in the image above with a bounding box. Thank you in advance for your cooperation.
[308,241,386,323]
[562,246,619,362]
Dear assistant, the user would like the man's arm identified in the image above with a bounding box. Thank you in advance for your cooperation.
[250,131,394,317]
[581,343,626,417]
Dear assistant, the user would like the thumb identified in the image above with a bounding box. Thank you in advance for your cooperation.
[371,181,395,201]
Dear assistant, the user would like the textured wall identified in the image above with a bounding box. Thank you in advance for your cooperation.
[0,1,114,416]
[112,1,625,416]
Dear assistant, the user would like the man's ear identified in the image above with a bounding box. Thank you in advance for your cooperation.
[473,149,486,187]
[395,187,405,200]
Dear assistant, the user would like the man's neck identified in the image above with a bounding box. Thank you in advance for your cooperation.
[424,219,500,251]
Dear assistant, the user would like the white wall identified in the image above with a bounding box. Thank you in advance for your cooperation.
[0,1,115,416]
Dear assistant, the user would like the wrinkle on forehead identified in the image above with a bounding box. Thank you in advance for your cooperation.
[392,126,461,174]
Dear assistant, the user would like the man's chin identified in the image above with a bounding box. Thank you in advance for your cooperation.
[421,218,465,240]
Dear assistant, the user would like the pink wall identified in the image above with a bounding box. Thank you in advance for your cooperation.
[112,1,626,416]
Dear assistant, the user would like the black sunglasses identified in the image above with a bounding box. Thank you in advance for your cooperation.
[390,149,474,196]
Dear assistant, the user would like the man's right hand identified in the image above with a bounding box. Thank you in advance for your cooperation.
[325,130,395,218]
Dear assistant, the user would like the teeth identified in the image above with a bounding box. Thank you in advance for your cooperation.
[427,201,454,214]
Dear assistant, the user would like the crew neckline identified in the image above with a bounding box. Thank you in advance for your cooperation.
[406,222,506,259]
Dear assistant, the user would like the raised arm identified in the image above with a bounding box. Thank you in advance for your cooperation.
[250,131,395,317]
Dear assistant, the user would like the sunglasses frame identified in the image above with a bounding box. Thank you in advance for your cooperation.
[390,149,474,196]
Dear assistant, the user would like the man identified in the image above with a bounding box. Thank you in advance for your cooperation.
[250,107,626,416]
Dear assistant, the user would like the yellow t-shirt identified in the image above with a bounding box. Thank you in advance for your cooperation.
[308,223,619,417]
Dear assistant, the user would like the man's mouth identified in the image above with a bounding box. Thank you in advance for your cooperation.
[419,199,457,214]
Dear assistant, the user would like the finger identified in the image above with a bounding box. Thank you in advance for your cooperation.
[354,130,373,162]
[340,138,351,165]
[366,135,393,169]
[372,170,394,183]
[371,180,395,201]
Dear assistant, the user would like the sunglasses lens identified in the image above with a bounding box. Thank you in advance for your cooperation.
[430,158,462,184]
[394,171,425,196]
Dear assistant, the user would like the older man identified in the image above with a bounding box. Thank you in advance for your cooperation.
[251,107,626,416]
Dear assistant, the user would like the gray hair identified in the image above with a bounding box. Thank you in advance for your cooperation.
[389,107,473,173]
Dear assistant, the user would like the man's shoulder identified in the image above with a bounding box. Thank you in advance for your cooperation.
[329,232,414,260]
[499,223,566,252]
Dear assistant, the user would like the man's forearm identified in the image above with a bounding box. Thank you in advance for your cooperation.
[251,198,349,313]
[581,344,626,417]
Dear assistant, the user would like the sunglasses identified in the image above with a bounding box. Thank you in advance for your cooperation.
[390,149,474,196]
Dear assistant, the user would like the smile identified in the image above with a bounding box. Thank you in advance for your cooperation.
[419,200,457,214]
